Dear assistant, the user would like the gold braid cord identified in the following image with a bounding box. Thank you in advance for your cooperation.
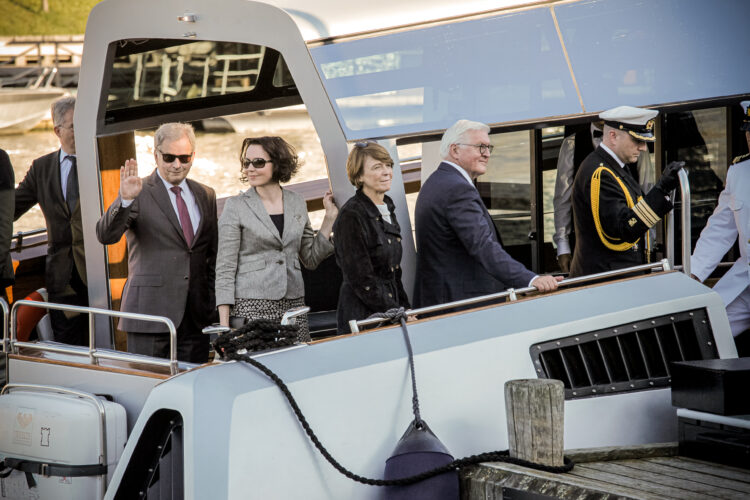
[590,165,641,252]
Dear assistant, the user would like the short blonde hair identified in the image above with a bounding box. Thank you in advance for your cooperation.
[346,141,393,189]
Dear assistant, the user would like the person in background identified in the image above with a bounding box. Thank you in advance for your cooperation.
[690,101,750,356]
[215,136,337,342]
[15,96,88,345]
[96,122,218,363]
[333,141,411,333]
[569,106,683,278]
[413,119,561,309]
[0,149,14,301]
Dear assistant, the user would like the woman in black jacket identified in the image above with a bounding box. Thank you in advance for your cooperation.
[333,141,411,333]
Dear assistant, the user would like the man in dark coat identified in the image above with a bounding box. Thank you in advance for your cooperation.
[413,119,561,309]
[14,96,88,344]
[570,106,684,278]
[96,122,217,363]
[0,149,14,300]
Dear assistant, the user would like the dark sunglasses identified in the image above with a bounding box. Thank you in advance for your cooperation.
[158,150,193,164]
[355,140,376,148]
[242,157,272,169]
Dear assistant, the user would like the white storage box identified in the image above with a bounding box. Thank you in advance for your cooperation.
[0,385,127,500]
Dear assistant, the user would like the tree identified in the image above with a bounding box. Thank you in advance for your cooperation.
[41,0,49,13]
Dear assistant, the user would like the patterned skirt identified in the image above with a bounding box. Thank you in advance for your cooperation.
[232,297,310,342]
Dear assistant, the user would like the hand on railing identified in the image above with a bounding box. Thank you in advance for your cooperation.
[655,161,685,193]
[531,275,564,292]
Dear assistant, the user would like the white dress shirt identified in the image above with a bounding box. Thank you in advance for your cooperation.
[59,149,75,201]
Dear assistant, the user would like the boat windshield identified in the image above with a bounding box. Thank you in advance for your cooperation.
[101,39,299,131]
[310,0,750,140]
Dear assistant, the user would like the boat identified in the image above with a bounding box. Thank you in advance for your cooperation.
[1,0,749,498]
[0,87,66,134]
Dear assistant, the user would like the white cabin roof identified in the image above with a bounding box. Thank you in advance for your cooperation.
[260,0,541,41]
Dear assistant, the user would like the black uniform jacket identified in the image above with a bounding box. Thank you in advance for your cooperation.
[570,146,671,278]
[333,189,410,333]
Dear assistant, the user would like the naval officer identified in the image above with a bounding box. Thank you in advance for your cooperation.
[690,101,750,356]
[569,106,684,278]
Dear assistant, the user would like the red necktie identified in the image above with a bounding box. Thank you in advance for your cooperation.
[170,186,194,246]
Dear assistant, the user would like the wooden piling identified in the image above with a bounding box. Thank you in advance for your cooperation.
[505,378,564,467]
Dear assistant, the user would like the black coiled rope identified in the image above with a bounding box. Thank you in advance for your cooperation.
[216,314,574,487]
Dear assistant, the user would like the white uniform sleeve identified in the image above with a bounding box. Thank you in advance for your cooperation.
[691,167,738,282]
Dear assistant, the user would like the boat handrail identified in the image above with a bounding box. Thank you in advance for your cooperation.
[7,300,180,375]
[10,227,47,250]
[1,382,110,498]
[666,168,691,276]
[349,258,673,333]
[0,297,8,353]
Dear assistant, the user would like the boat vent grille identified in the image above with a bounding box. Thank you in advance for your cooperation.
[530,308,718,399]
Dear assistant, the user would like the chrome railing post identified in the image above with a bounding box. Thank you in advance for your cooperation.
[88,311,97,365]
[678,168,691,276]
[0,297,8,353]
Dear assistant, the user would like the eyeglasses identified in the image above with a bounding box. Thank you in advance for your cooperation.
[242,157,272,169]
[58,123,74,131]
[158,150,193,164]
[355,140,376,148]
[456,143,494,155]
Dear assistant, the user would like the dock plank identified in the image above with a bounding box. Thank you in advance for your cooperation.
[477,461,674,499]
[646,457,750,484]
[620,459,750,495]
[584,462,742,499]
[571,463,715,499]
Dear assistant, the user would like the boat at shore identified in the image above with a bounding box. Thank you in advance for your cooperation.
[1,0,749,498]
[0,87,66,134]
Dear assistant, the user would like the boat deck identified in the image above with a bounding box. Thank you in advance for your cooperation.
[461,443,750,499]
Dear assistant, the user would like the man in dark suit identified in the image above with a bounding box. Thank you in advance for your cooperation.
[0,149,14,301]
[570,106,683,278]
[96,122,217,363]
[413,119,561,309]
[15,96,88,344]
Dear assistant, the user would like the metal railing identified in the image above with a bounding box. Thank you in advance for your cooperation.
[0,297,8,353]
[1,383,109,498]
[349,259,673,333]
[666,168,691,276]
[8,301,180,375]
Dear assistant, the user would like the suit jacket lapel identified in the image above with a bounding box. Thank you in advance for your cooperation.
[145,170,186,244]
[187,178,207,242]
[243,187,282,243]
[281,188,303,245]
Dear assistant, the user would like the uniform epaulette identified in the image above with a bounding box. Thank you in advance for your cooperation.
[731,153,750,165]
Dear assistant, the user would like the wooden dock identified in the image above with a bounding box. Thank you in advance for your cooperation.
[461,443,750,499]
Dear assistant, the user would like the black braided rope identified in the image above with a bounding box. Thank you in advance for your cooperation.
[213,319,300,356]
[366,308,422,425]
[217,320,575,487]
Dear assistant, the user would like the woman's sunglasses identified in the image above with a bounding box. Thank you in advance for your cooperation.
[158,150,193,164]
[242,158,272,169]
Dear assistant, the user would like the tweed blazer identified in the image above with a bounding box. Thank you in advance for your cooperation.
[14,149,86,294]
[215,187,333,306]
[96,170,218,333]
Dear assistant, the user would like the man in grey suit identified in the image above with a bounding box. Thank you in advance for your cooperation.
[15,96,88,344]
[96,122,218,363]
[414,119,561,309]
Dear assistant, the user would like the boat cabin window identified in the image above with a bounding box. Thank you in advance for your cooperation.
[310,9,578,140]
[101,39,300,132]
[479,130,534,269]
